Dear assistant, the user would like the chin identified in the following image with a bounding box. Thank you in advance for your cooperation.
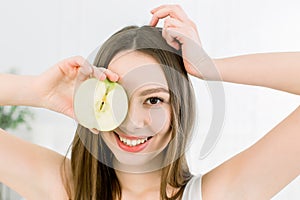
[112,151,166,173]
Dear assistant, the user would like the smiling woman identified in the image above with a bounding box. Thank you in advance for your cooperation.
[0,4,300,200]
[68,25,197,200]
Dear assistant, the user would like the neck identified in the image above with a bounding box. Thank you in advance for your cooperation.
[112,154,181,198]
[112,150,165,173]
[112,151,165,194]
[115,168,162,194]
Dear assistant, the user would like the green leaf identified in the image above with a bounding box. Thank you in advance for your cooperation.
[0,106,34,130]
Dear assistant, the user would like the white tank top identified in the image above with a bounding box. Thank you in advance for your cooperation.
[182,174,202,200]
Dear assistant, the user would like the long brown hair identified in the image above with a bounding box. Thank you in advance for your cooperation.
[61,26,197,200]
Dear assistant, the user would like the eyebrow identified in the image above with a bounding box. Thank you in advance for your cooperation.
[138,87,169,97]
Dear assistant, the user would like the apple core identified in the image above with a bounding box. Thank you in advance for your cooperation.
[74,78,128,131]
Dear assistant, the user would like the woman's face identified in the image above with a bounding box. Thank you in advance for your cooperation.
[100,51,172,170]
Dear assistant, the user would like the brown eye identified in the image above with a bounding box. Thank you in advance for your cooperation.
[145,97,163,105]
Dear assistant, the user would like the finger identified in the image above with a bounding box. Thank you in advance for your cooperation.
[64,56,92,84]
[164,17,185,29]
[102,68,119,82]
[151,4,187,19]
[150,5,188,26]
[93,67,107,81]
[164,16,198,38]
[77,64,93,82]
[93,67,119,82]
[67,56,93,71]
[151,4,168,14]
[89,128,100,134]
[165,27,186,46]
[58,56,92,78]
[162,28,181,50]
[166,25,201,47]
[161,9,197,29]
[162,18,185,50]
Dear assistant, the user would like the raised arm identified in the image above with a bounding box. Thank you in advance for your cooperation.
[0,56,119,199]
[0,74,39,107]
[204,50,300,200]
[150,5,300,96]
[214,52,300,95]
[150,4,300,199]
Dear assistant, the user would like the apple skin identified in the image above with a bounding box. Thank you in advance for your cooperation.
[74,78,128,131]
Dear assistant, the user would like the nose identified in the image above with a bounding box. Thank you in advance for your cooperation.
[119,102,150,133]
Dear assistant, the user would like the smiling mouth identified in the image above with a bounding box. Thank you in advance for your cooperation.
[113,132,153,147]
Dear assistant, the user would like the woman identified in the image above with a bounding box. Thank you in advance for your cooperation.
[0,4,299,200]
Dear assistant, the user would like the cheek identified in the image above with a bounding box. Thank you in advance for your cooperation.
[148,107,171,134]
[100,132,113,147]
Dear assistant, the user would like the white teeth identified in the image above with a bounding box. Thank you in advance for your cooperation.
[118,135,148,147]
[132,140,137,146]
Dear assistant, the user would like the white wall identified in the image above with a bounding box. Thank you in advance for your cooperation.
[0,0,299,199]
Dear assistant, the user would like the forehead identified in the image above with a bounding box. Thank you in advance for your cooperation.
[108,51,163,77]
[108,51,169,97]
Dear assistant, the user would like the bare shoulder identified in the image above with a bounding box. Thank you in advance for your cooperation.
[201,106,300,199]
[0,128,72,199]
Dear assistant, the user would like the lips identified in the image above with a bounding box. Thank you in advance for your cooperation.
[113,131,153,153]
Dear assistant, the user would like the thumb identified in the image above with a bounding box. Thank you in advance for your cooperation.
[164,27,186,48]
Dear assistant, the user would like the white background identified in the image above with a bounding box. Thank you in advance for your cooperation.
[0,0,299,199]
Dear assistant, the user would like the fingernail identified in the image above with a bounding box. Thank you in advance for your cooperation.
[100,73,106,81]
[114,74,119,81]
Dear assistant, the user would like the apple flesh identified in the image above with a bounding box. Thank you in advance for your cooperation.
[74,78,128,131]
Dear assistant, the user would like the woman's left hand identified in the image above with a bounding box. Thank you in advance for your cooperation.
[150,4,214,79]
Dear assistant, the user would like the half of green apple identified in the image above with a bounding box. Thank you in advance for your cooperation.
[74,78,128,131]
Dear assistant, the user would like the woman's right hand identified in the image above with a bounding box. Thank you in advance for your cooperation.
[35,56,119,119]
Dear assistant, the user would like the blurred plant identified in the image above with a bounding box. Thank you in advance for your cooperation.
[0,105,34,130]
